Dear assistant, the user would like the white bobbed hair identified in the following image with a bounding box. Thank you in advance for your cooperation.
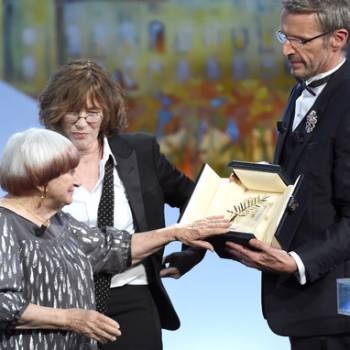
[0,128,80,195]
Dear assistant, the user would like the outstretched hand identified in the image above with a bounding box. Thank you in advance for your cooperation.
[225,239,297,274]
[175,216,230,251]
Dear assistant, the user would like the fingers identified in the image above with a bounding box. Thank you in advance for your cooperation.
[225,241,259,267]
[225,241,244,260]
[89,322,120,344]
[159,268,168,277]
[225,241,243,252]
[248,238,269,251]
[177,217,230,248]
[98,314,121,338]
[193,218,231,236]
[186,216,230,232]
[160,267,181,279]
[96,313,120,331]
[194,216,229,226]
[190,240,214,251]
[225,240,292,273]
[68,309,121,344]
[205,217,231,228]
[92,327,118,344]
[86,322,120,344]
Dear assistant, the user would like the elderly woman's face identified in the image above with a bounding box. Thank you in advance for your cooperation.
[61,97,103,152]
[46,169,80,209]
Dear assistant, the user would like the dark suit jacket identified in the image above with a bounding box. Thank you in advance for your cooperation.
[108,132,195,330]
[263,59,350,337]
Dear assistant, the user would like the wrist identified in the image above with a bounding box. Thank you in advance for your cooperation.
[288,256,298,274]
[164,225,178,242]
[60,309,71,331]
[287,251,307,285]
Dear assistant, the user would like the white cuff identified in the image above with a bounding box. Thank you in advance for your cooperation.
[288,251,306,285]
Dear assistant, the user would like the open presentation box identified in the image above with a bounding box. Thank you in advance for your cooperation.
[179,161,302,256]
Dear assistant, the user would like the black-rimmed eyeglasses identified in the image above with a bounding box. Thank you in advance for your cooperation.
[64,111,102,124]
[275,30,332,48]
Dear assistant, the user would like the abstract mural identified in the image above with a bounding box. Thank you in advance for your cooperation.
[1,0,294,177]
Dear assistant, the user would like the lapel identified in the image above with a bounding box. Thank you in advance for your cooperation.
[273,85,301,164]
[284,61,349,175]
[108,134,148,232]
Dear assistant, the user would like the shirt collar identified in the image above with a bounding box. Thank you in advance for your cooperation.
[99,137,117,177]
[101,137,117,165]
[306,58,346,85]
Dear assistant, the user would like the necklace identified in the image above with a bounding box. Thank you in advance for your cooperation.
[0,197,51,227]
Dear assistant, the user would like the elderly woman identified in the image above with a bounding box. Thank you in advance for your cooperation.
[39,59,206,350]
[0,128,229,350]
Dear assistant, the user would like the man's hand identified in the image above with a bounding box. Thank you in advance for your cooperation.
[225,239,298,274]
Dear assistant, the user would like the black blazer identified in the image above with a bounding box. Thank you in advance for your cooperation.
[108,132,195,330]
[263,60,350,337]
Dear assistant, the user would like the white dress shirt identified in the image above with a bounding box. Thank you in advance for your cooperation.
[293,59,346,131]
[63,138,148,287]
[290,59,346,285]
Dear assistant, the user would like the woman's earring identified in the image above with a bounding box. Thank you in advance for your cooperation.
[40,186,47,200]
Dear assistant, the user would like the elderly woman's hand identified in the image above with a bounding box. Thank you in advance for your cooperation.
[174,216,230,251]
[16,303,121,344]
[130,215,230,265]
[64,309,121,344]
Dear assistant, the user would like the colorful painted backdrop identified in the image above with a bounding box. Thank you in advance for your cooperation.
[1,0,293,178]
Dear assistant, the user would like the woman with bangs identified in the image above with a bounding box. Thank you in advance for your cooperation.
[0,128,229,350]
[39,60,205,350]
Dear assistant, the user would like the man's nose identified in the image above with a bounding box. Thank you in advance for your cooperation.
[282,40,295,57]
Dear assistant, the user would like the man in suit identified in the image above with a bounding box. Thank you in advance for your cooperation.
[226,1,350,349]
[39,59,205,350]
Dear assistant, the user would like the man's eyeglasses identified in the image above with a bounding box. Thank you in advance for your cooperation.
[65,111,102,124]
[275,30,332,48]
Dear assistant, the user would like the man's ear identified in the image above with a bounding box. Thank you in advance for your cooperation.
[330,28,349,51]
